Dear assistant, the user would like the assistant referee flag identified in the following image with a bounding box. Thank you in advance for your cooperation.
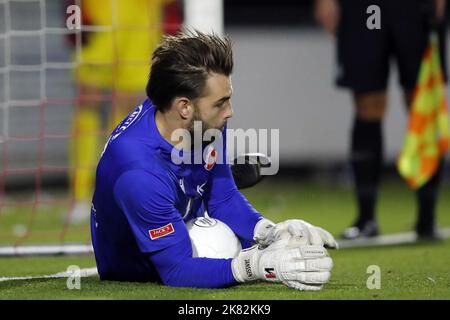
[398,32,450,188]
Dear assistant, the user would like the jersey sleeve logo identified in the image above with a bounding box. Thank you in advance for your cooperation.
[149,223,175,240]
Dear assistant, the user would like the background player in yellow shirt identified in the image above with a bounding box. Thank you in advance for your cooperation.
[69,0,181,223]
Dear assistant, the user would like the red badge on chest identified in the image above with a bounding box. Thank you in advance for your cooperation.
[204,146,217,171]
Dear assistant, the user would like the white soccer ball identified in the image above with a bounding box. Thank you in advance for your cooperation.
[186,217,242,259]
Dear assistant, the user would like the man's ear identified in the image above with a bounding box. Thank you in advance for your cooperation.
[173,97,192,119]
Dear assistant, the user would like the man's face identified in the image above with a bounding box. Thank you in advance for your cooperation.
[189,73,233,133]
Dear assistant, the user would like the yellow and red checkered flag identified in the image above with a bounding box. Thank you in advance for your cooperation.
[397,32,450,189]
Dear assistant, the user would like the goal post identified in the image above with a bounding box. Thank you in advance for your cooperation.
[0,0,224,256]
[183,0,224,35]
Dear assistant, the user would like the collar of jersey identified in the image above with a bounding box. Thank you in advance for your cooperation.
[147,102,205,175]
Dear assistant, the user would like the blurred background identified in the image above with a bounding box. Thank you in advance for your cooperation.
[3,1,450,184]
[0,0,449,249]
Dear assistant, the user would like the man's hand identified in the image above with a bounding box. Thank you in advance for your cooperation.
[314,0,340,35]
[254,218,339,249]
[231,241,333,291]
[435,0,446,21]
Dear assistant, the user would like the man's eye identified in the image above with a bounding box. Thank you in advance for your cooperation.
[216,99,230,108]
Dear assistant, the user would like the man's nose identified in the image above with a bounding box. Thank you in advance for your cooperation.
[225,103,233,119]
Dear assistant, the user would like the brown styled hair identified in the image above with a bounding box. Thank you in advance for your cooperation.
[146,30,233,112]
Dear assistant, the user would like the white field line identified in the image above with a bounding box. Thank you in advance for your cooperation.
[0,244,93,256]
[338,228,450,249]
[0,227,449,258]
[0,267,98,282]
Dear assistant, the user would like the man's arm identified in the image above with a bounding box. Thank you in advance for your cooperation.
[149,237,237,288]
[114,170,237,288]
[150,221,334,291]
[204,162,264,244]
[314,0,340,35]
[435,0,447,21]
[115,170,334,290]
[204,156,338,250]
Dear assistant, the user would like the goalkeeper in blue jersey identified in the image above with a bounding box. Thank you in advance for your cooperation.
[91,31,338,290]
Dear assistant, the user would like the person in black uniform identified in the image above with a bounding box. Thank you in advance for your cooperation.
[314,0,447,239]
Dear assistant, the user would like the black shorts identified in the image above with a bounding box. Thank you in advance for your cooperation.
[336,0,448,93]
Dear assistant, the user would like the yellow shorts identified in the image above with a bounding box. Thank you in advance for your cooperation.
[75,0,168,92]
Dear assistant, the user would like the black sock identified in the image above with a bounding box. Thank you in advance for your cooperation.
[350,118,383,227]
[416,159,444,234]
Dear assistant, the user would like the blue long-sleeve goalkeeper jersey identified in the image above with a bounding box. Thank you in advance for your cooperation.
[90,99,264,288]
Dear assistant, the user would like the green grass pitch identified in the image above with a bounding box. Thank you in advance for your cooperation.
[1,179,449,299]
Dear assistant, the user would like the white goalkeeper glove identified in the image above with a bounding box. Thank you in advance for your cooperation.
[254,218,339,249]
[231,240,333,291]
